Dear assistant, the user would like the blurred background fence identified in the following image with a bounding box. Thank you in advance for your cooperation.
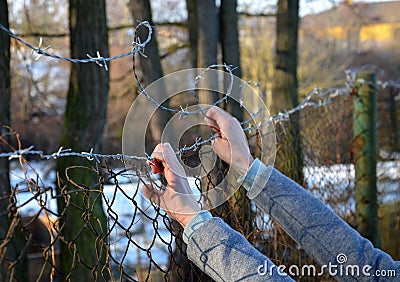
[1,73,399,281]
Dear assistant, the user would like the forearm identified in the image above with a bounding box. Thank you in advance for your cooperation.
[245,159,400,281]
[186,217,294,281]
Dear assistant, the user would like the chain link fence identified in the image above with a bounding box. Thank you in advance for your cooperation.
[1,77,399,281]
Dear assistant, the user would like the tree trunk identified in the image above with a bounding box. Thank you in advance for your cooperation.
[128,0,169,153]
[220,0,241,79]
[185,0,198,68]
[0,0,11,202]
[0,1,28,280]
[219,0,253,237]
[272,0,303,184]
[128,0,163,86]
[197,0,218,70]
[196,0,219,149]
[56,0,109,280]
[219,0,243,118]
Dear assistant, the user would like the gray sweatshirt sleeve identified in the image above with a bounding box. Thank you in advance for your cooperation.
[186,217,294,281]
[246,159,400,281]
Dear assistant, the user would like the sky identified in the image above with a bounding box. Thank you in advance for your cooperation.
[235,0,398,17]
[299,0,397,16]
[148,0,399,23]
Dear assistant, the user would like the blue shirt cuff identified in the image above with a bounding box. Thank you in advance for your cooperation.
[183,210,213,244]
[237,158,261,188]
[237,158,272,199]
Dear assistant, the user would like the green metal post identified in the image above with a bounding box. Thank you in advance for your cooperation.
[353,72,380,246]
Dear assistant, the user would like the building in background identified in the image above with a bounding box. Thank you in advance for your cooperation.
[301,1,400,51]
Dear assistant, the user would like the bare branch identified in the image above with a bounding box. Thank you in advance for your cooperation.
[159,43,189,59]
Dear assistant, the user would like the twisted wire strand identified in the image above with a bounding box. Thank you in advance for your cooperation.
[0,21,152,71]
[0,75,379,163]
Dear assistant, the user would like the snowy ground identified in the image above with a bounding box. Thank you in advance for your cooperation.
[304,161,400,204]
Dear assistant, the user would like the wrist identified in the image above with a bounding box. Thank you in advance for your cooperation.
[235,155,254,175]
[180,212,199,228]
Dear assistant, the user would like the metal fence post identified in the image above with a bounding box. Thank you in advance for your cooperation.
[353,72,380,246]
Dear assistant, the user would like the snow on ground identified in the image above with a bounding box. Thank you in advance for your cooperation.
[304,161,400,204]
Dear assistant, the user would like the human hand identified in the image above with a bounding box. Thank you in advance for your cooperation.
[144,143,200,227]
[204,106,254,175]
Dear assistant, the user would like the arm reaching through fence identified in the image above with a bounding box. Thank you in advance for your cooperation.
[144,107,399,281]
[203,106,399,281]
[144,142,292,281]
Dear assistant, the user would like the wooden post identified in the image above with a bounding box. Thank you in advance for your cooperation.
[353,72,380,246]
[0,0,28,280]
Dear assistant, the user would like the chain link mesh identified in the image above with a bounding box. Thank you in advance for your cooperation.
[1,82,399,281]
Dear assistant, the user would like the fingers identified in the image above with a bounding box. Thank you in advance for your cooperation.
[147,143,186,178]
[147,159,164,174]
[205,107,232,140]
[146,144,165,173]
[205,106,242,134]
[142,183,162,205]
[209,125,222,138]
[146,143,174,168]
[204,106,230,128]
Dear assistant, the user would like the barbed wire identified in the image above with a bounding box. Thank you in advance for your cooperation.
[133,60,396,132]
[1,18,394,125]
[0,75,360,164]
[1,66,393,163]
[133,63,235,118]
[4,69,396,164]
[0,21,152,71]
[1,21,398,169]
